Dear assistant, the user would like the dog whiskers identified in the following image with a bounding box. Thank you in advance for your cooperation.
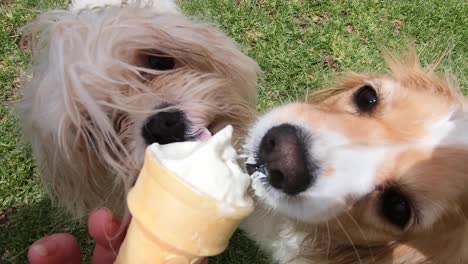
[326,221,331,262]
[312,224,318,246]
[253,203,276,225]
[335,216,362,264]
[343,208,375,262]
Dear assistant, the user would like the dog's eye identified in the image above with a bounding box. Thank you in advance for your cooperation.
[380,187,412,229]
[146,54,175,71]
[353,85,378,113]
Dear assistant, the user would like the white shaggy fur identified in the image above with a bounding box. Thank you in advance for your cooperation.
[18,2,260,218]
[71,0,180,15]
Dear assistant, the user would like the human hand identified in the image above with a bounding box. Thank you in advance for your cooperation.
[28,208,126,264]
[28,208,209,263]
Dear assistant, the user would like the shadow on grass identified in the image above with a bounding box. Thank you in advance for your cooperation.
[0,198,268,264]
[0,198,92,263]
[210,231,270,264]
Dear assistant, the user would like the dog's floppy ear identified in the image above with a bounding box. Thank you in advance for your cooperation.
[383,45,452,76]
[17,10,133,218]
[384,45,421,73]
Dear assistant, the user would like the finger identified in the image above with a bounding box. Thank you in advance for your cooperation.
[88,208,129,264]
[92,243,120,264]
[88,209,124,264]
[28,233,81,264]
[88,208,127,250]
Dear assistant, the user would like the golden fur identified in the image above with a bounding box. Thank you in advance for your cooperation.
[243,49,468,264]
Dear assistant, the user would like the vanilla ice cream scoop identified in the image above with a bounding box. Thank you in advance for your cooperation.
[114,125,254,264]
[149,125,252,213]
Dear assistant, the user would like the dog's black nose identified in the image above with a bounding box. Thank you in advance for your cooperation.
[142,110,187,145]
[259,124,314,195]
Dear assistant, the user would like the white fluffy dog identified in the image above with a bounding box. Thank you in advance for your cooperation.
[18,0,260,218]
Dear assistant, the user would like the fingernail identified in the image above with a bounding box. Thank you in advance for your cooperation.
[31,239,57,257]
[32,244,48,256]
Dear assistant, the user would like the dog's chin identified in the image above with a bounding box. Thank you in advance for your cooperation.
[250,170,345,224]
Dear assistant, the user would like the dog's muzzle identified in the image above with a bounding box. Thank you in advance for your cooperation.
[141,110,189,145]
[247,124,317,196]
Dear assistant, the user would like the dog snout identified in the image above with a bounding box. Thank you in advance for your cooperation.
[142,110,187,145]
[259,124,314,195]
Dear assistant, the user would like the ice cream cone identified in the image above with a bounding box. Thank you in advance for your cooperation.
[114,149,254,264]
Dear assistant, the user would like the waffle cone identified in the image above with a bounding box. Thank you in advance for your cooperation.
[114,149,254,264]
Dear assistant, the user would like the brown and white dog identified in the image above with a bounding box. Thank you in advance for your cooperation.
[17,0,260,218]
[242,50,468,264]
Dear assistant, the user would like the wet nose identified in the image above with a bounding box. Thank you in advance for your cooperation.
[259,124,313,195]
[141,110,187,145]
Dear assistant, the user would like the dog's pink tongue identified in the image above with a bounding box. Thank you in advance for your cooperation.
[197,127,212,142]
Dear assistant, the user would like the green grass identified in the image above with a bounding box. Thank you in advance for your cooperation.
[1,0,467,263]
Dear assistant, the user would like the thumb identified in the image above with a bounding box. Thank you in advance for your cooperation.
[28,233,82,264]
